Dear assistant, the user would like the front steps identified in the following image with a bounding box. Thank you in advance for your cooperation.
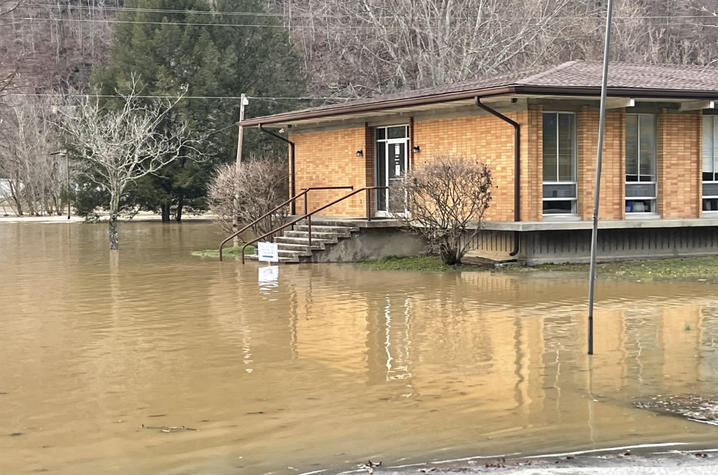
[245,219,360,263]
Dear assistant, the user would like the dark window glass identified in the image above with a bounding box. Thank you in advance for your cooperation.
[625,114,638,178]
[376,141,386,210]
[542,113,557,182]
[625,199,655,213]
[558,113,575,181]
[703,198,718,211]
[703,117,716,182]
[387,126,408,139]
[376,128,386,140]
[639,115,656,181]
[543,200,574,214]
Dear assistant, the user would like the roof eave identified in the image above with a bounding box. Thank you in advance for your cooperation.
[239,85,517,127]
[240,84,718,127]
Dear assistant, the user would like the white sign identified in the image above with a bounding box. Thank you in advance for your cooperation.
[257,241,279,263]
[258,265,279,285]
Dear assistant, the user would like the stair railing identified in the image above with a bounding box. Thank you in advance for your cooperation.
[240,186,388,264]
[219,185,353,261]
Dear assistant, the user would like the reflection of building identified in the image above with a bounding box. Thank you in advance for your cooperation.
[280,266,718,451]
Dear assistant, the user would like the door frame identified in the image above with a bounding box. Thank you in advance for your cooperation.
[374,125,410,217]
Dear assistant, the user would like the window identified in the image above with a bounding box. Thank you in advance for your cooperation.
[702,115,718,212]
[625,114,657,214]
[542,112,577,215]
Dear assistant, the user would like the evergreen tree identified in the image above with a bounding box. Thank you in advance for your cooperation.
[91,0,305,221]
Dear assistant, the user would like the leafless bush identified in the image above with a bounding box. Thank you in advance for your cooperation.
[207,157,289,238]
[392,157,492,265]
[0,95,65,216]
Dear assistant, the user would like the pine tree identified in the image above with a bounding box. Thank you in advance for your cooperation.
[91,0,306,221]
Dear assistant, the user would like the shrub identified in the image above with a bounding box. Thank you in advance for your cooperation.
[207,156,289,238]
[392,156,492,265]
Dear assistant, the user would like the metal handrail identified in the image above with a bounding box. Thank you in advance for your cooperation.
[219,185,353,261]
[240,186,388,263]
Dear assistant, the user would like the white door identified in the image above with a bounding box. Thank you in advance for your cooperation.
[375,126,409,217]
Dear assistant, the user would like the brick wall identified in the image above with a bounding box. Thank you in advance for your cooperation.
[577,108,625,220]
[290,126,368,216]
[413,110,535,222]
[288,106,705,222]
[657,110,700,218]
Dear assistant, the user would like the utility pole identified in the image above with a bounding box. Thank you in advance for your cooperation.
[236,93,248,166]
[66,153,71,220]
[233,93,248,246]
[587,0,614,356]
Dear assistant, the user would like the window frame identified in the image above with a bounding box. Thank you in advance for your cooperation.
[542,111,578,217]
[702,115,718,215]
[625,113,658,216]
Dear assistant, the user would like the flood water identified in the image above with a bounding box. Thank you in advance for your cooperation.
[2,222,718,474]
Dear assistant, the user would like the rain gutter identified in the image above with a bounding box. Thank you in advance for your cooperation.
[259,124,296,215]
[476,97,520,257]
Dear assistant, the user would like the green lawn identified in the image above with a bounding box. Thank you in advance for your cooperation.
[508,256,718,281]
[354,256,485,272]
[355,255,718,281]
[191,245,256,258]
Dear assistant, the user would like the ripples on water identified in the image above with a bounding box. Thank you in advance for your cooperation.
[1,222,718,474]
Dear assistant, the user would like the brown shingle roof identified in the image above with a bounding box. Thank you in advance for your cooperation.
[243,60,718,126]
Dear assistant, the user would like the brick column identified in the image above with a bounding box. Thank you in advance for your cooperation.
[658,110,700,218]
[577,107,624,220]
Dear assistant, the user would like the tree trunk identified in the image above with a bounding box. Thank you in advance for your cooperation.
[109,213,119,250]
[161,202,171,222]
[174,197,184,222]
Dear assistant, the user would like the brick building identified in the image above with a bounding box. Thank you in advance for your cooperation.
[241,61,718,264]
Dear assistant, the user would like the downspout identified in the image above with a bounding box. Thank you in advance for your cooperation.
[476,97,520,257]
[259,124,296,215]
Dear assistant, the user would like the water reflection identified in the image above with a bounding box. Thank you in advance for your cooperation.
[1,222,718,474]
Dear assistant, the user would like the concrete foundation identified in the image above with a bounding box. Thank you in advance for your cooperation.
[471,227,718,265]
[316,227,426,262]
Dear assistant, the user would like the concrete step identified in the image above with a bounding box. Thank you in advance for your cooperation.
[276,242,325,251]
[275,236,337,245]
[284,230,349,239]
[278,248,312,258]
[294,224,359,233]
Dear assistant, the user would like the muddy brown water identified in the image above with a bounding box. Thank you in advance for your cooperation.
[2,222,718,474]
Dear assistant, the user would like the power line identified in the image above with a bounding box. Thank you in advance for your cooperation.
[6,92,351,101]
[15,3,718,21]
[2,14,718,30]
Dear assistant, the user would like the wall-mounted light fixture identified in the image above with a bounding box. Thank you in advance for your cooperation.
[356,150,363,157]
[412,145,421,153]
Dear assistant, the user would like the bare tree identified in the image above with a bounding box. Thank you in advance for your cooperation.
[0,95,65,216]
[272,0,573,97]
[392,157,492,265]
[58,79,196,250]
[207,157,289,238]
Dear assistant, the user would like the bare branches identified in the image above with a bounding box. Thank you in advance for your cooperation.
[392,156,492,265]
[207,157,289,237]
[274,0,573,96]
[58,77,196,249]
[0,0,22,17]
[0,94,64,216]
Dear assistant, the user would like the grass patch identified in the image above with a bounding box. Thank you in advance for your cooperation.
[502,256,718,281]
[191,245,256,258]
[356,255,718,280]
[354,256,486,272]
